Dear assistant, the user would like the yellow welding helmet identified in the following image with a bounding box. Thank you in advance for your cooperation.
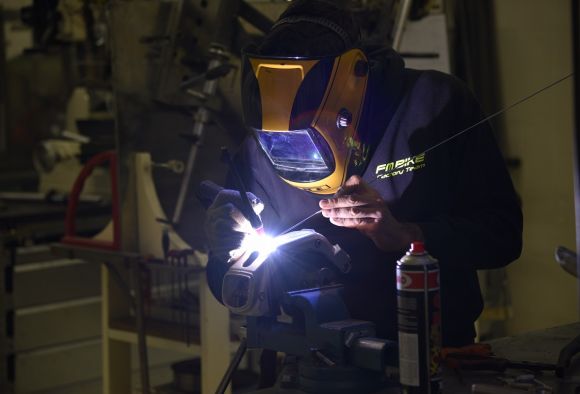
[242,48,370,195]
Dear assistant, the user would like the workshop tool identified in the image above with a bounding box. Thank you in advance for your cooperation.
[198,181,405,392]
[216,228,400,393]
[396,241,442,394]
[442,343,557,373]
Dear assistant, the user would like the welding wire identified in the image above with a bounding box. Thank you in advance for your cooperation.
[422,72,573,156]
[278,186,347,235]
[279,209,323,235]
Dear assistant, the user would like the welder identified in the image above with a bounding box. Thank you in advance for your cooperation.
[204,0,522,385]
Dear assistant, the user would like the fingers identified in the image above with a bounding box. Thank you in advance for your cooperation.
[328,217,377,228]
[319,176,388,229]
[319,193,377,209]
[320,205,383,219]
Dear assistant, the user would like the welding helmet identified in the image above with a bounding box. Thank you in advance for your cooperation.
[242,48,370,195]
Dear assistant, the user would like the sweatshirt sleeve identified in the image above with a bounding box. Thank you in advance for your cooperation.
[416,76,523,270]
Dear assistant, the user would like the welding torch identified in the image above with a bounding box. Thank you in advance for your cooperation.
[221,148,264,235]
[197,148,264,235]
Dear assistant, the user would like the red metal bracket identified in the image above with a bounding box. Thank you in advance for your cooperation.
[62,150,121,250]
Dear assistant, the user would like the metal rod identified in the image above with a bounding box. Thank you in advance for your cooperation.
[391,0,412,51]
[172,51,225,225]
[215,338,248,394]
[133,261,150,394]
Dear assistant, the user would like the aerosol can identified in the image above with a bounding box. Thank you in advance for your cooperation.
[397,241,442,394]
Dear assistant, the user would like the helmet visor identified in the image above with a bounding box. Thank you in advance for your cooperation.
[242,53,336,131]
[254,128,335,183]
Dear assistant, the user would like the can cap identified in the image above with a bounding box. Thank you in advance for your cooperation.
[410,241,425,254]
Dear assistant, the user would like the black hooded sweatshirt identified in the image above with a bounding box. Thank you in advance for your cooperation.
[207,49,523,347]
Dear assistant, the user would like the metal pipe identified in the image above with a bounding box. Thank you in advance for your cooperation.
[391,0,412,51]
[172,48,227,225]
[133,261,150,394]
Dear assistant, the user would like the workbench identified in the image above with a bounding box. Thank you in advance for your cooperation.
[254,323,580,394]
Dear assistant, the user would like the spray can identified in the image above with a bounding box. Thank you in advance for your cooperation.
[396,241,442,394]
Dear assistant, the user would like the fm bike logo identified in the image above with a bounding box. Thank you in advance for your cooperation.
[375,152,426,179]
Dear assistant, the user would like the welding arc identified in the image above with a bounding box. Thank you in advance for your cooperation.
[422,72,574,155]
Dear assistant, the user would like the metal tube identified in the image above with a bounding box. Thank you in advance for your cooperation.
[391,0,412,51]
[172,54,223,225]
[133,261,150,394]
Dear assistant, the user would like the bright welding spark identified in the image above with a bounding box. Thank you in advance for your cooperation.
[240,233,279,257]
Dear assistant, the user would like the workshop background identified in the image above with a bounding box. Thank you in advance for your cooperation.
[0,0,578,393]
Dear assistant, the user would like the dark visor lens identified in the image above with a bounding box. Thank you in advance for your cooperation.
[255,128,335,183]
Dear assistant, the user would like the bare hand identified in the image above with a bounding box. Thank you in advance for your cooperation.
[319,175,423,252]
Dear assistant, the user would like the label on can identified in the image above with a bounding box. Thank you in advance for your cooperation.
[398,331,419,386]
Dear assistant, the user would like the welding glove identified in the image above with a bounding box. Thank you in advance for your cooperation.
[205,189,264,264]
